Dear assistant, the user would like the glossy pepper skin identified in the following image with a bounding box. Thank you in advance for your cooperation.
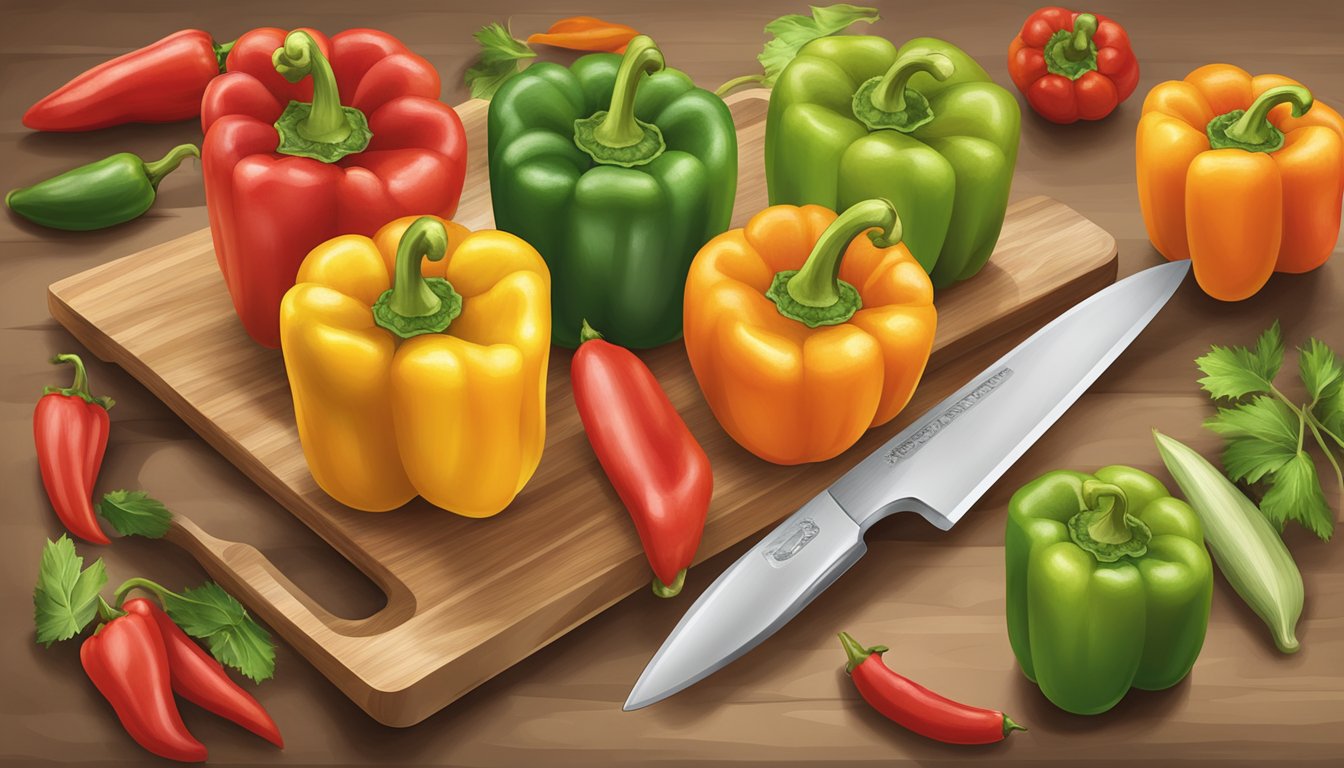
[203,27,466,348]
[684,200,936,465]
[1008,8,1138,124]
[34,354,113,545]
[765,35,1020,288]
[572,322,712,597]
[1137,65,1344,300]
[81,612,207,763]
[23,30,231,132]
[280,216,550,517]
[488,35,737,349]
[6,144,198,231]
[1006,466,1213,715]
[123,599,283,748]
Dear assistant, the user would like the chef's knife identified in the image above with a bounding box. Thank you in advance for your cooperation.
[624,259,1190,711]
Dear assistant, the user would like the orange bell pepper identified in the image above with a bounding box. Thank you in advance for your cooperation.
[1137,64,1344,301]
[683,199,937,465]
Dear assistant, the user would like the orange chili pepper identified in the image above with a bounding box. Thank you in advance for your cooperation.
[527,16,638,54]
[1136,64,1344,301]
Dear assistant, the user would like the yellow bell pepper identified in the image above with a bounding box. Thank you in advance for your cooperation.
[279,215,551,517]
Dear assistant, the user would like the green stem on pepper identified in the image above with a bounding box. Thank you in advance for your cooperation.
[714,73,768,97]
[838,631,889,674]
[766,198,900,327]
[371,217,462,339]
[1044,13,1099,79]
[214,39,236,73]
[271,30,372,162]
[1208,85,1313,153]
[1068,480,1152,562]
[852,52,953,132]
[573,35,667,167]
[142,144,200,189]
[44,353,114,409]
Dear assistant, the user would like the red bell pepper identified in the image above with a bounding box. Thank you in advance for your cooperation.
[1008,7,1139,124]
[34,354,113,545]
[571,322,713,597]
[201,27,466,348]
[23,30,233,132]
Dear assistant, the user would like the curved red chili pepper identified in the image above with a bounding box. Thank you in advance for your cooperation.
[572,322,713,597]
[23,30,232,132]
[123,598,284,748]
[34,354,113,545]
[81,612,207,762]
[840,632,1025,745]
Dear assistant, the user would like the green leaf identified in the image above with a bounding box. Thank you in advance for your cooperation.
[757,4,879,86]
[1195,321,1283,400]
[1300,337,1344,404]
[33,536,108,646]
[1203,396,1299,449]
[97,490,171,539]
[1221,436,1296,484]
[465,22,536,100]
[1318,384,1344,442]
[164,582,276,682]
[1260,452,1334,541]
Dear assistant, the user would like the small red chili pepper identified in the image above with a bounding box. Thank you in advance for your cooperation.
[839,632,1025,745]
[572,321,713,597]
[1007,7,1139,124]
[34,354,113,545]
[123,599,284,748]
[23,29,233,132]
[81,611,208,763]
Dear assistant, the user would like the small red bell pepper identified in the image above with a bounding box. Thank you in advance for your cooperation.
[572,322,713,597]
[201,27,466,348]
[23,30,233,132]
[1008,7,1139,124]
[34,354,113,545]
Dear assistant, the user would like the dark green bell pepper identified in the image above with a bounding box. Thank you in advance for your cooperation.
[1005,466,1213,715]
[487,35,737,349]
[765,36,1020,288]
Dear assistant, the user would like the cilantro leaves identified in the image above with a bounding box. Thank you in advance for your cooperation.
[163,582,276,683]
[34,536,108,646]
[97,490,172,539]
[1197,323,1343,540]
[465,22,537,100]
[718,4,880,95]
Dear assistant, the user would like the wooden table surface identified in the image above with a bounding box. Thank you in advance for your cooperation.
[2,1,1341,765]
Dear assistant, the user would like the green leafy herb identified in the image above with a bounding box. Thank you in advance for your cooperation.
[1197,323,1343,540]
[33,536,108,646]
[465,22,537,100]
[164,582,276,682]
[97,490,171,539]
[717,4,879,95]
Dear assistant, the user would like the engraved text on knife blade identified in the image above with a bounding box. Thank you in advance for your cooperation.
[885,367,1014,465]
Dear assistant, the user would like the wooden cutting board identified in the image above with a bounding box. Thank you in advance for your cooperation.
[47,89,1117,727]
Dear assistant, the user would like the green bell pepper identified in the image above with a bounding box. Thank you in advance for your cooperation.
[765,36,1020,288]
[1005,466,1213,715]
[487,35,737,349]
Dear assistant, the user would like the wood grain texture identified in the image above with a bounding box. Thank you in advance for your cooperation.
[46,89,1116,726]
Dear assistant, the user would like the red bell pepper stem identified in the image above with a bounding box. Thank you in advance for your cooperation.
[123,598,284,748]
[81,612,208,762]
[34,354,113,545]
[840,632,1024,745]
[572,321,713,597]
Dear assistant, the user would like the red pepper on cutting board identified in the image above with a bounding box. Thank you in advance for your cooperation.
[23,30,234,132]
[81,611,208,763]
[1008,7,1138,124]
[201,27,467,348]
[34,354,113,545]
[572,322,713,597]
[840,632,1025,745]
[123,599,284,748]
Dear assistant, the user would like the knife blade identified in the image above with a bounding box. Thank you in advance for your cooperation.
[624,259,1190,711]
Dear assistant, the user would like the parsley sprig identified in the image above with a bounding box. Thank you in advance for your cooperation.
[716,4,880,96]
[1197,322,1343,540]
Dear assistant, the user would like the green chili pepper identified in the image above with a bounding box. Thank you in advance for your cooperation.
[1005,466,1213,715]
[6,143,199,231]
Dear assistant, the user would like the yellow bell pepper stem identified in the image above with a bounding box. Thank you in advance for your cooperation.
[767,198,902,327]
[1216,85,1314,151]
[372,216,463,338]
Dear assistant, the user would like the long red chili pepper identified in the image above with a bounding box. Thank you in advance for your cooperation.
[123,598,284,748]
[23,29,233,132]
[81,612,208,763]
[34,354,113,545]
[839,632,1025,745]
[572,321,713,597]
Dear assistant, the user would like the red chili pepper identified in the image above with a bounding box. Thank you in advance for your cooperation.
[571,322,713,597]
[34,354,113,545]
[1007,7,1139,124]
[839,632,1025,745]
[201,27,466,348]
[23,30,233,132]
[123,599,284,748]
[81,612,208,763]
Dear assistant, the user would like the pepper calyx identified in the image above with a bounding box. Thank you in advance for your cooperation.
[574,35,667,168]
[651,569,686,598]
[1207,85,1313,153]
[372,217,463,339]
[214,39,236,73]
[838,631,888,674]
[142,144,200,189]
[44,354,114,410]
[275,101,372,163]
[851,52,953,133]
[1068,479,1151,562]
[272,30,372,163]
[1043,13,1099,80]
